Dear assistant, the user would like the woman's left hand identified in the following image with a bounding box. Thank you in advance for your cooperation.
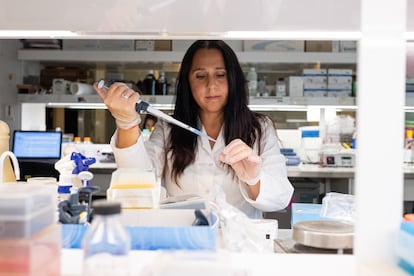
[219,139,262,185]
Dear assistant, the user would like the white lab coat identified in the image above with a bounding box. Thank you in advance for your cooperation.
[110,118,294,219]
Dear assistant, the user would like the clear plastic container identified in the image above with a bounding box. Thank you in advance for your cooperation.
[107,168,159,209]
[0,184,56,238]
[82,200,130,276]
[0,224,61,275]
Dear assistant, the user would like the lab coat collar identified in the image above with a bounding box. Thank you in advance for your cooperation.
[200,124,225,154]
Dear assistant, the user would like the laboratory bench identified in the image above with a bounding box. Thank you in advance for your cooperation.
[59,230,406,276]
[88,163,414,200]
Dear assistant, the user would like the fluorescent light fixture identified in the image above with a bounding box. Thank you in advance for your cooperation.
[46,102,107,109]
[224,31,361,40]
[0,30,77,38]
[248,104,308,111]
[46,102,176,110]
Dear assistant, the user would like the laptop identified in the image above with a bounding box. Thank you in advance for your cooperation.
[12,130,63,179]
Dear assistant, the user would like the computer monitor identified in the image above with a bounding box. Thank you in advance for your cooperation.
[12,130,62,159]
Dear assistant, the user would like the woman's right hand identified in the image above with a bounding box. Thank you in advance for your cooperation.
[94,82,141,129]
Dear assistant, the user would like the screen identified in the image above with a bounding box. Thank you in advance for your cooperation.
[12,131,62,159]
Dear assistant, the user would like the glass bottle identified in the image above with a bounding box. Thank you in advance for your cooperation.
[143,69,157,95]
[82,200,130,276]
[246,67,258,96]
[156,71,167,95]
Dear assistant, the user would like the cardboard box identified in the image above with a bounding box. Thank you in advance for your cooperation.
[243,40,304,52]
[305,40,333,52]
[154,40,172,51]
[135,40,172,51]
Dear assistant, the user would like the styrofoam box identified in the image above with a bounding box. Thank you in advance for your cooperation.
[172,40,243,51]
[0,184,56,238]
[62,209,218,251]
[244,40,304,52]
[0,224,61,275]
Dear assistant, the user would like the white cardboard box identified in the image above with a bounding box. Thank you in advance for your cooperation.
[286,76,304,97]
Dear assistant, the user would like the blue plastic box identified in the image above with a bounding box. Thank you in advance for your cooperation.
[396,221,414,274]
[62,209,218,251]
[291,203,333,226]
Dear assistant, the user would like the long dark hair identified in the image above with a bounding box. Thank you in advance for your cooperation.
[169,40,265,183]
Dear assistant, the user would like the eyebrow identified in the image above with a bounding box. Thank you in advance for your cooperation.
[191,66,226,73]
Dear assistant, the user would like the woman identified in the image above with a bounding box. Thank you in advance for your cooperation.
[94,40,293,218]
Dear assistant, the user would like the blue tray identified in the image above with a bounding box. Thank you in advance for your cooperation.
[61,211,218,251]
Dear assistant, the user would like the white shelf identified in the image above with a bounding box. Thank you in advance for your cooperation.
[17,49,356,64]
[17,94,357,110]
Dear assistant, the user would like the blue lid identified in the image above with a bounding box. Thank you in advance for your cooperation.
[301,130,319,138]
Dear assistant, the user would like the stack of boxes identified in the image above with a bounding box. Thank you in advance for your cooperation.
[0,184,60,275]
[327,69,353,97]
[303,69,328,97]
[301,68,353,97]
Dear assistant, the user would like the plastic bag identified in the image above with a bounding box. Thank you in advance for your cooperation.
[206,185,274,253]
[320,192,355,223]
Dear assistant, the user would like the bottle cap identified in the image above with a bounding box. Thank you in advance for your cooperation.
[93,200,121,215]
[83,136,91,143]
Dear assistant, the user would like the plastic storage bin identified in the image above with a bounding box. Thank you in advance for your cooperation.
[0,184,56,238]
[106,168,160,209]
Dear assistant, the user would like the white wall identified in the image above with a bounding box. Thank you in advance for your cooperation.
[0,40,22,132]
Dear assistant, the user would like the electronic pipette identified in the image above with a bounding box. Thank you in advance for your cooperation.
[97,80,216,142]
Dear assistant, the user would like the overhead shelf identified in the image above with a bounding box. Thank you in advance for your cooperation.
[17,94,357,110]
[17,49,357,64]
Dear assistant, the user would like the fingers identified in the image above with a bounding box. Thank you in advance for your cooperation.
[97,82,139,106]
[220,139,259,165]
[93,82,106,100]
